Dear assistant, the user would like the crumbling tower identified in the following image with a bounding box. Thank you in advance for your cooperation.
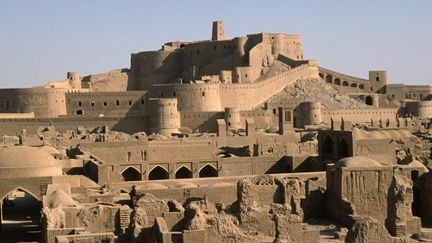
[212,21,224,41]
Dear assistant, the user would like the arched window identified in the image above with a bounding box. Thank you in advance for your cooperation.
[338,139,350,157]
[175,166,193,179]
[325,75,333,83]
[122,167,141,181]
[365,96,373,105]
[334,78,341,85]
[342,81,349,86]
[323,135,334,155]
[199,164,218,178]
[148,166,169,180]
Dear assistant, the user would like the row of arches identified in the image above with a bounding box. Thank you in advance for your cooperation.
[322,135,350,158]
[121,164,218,181]
[320,73,365,90]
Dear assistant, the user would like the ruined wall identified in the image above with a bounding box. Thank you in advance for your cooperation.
[326,166,421,237]
[0,116,148,136]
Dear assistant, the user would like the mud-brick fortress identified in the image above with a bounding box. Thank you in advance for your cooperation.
[1,21,432,243]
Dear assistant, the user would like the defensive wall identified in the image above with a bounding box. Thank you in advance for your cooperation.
[0,88,67,117]
[0,115,148,136]
[151,62,319,112]
[404,100,432,118]
[131,31,304,90]
[65,91,148,117]
[386,84,432,101]
[318,67,387,94]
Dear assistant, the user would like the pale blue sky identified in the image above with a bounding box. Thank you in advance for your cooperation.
[0,1,431,88]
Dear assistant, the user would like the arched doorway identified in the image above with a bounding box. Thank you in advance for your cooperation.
[1,188,41,242]
[148,166,169,180]
[323,135,334,155]
[325,75,333,83]
[175,166,193,179]
[122,167,141,181]
[365,96,373,105]
[338,139,350,157]
[199,164,218,178]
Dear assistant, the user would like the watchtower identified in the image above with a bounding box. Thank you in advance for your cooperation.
[212,21,224,41]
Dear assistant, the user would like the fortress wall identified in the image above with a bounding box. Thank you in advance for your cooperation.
[81,69,131,92]
[182,40,237,77]
[318,67,371,93]
[0,88,67,117]
[405,100,432,118]
[0,116,148,136]
[220,63,319,110]
[131,50,183,90]
[180,111,223,132]
[386,84,432,101]
[322,108,398,124]
[151,63,318,113]
[152,83,223,112]
[269,33,303,60]
[66,91,148,117]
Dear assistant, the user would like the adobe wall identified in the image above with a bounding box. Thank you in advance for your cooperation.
[318,67,370,93]
[0,116,148,136]
[404,100,432,118]
[326,166,421,236]
[152,83,223,112]
[386,84,432,101]
[66,91,148,117]
[322,108,397,124]
[0,88,67,117]
[81,69,132,91]
[220,62,319,110]
[131,50,183,90]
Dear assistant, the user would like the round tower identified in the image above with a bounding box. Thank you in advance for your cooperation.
[67,72,81,89]
[303,102,322,126]
[272,34,285,56]
[149,98,180,137]
[224,107,242,131]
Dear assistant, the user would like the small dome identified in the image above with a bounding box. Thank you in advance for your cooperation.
[0,145,62,178]
[335,156,382,168]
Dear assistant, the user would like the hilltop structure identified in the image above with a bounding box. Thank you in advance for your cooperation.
[0,21,431,243]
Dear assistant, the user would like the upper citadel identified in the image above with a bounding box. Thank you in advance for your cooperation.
[0,21,431,243]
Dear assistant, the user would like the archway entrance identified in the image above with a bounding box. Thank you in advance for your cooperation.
[148,166,169,180]
[175,166,193,179]
[1,188,41,242]
[122,167,141,181]
[199,164,218,178]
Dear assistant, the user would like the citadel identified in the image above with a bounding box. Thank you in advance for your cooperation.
[0,21,431,243]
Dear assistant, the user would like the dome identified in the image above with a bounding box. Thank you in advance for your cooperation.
[0,145,62,178]
[334,156,382,168]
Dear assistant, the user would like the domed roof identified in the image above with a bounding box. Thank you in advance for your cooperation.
[335,156,382,168]
[0,145,62,178]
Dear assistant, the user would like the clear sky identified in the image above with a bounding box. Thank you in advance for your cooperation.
[0,1,431,88]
